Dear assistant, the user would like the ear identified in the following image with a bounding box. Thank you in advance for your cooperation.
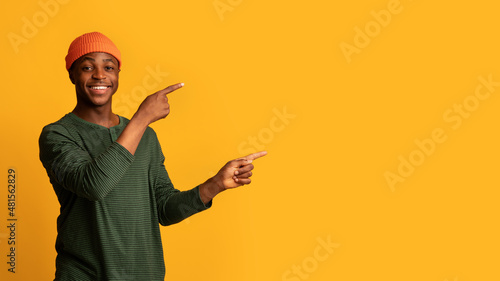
[68,69,75,84]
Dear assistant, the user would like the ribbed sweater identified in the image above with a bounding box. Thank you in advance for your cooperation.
[39,113,211,280]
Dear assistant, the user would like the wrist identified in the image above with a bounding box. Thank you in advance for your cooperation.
[130,112,150,128]
[199,177,224,204]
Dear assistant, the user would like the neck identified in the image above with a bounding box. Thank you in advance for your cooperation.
[72,103,119,128]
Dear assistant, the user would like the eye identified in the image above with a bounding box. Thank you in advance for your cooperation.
[105,66,114,71]
[82,66,93,71]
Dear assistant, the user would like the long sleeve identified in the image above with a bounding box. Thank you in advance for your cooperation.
[39,123,134,201]
[153,144,212,226]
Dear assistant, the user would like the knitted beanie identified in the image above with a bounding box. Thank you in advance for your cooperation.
[65,32,121,70]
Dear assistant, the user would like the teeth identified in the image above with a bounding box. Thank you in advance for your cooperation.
[90,86,107,90]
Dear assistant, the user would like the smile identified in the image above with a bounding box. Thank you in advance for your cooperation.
[89,86,110,90]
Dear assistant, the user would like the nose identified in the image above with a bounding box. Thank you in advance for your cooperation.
[92,67,106,80]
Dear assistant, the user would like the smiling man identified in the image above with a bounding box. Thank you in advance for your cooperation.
[39,32,266,280]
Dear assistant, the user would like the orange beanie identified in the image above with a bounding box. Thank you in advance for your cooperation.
[65,32,121,70]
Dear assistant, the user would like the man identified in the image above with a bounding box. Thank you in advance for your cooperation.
[39,32,266,280]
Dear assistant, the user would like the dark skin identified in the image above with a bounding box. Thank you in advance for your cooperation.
[69,52,266,204]
[70,53,120,127]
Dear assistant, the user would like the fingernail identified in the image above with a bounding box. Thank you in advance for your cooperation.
[247,159,253,163]
[180,83,184,87]
[235,170,239,175]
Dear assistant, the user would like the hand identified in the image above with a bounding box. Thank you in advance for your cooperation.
[133,83,184,125]
[216,151,268,189]
[116,83,184,155]
[199,151,268,203]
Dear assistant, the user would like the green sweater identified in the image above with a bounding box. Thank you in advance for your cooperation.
[39,113,211,280]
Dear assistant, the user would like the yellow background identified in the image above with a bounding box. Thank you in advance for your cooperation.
[1,0,499,280]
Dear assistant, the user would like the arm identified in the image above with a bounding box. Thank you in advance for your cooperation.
[155,165,211,226]
[154,151,267,226]
[153,139,211,226]
[39,125,134,201]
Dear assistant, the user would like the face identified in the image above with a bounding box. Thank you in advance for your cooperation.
[69,52,120,108]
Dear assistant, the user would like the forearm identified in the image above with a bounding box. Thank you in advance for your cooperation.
[59,142,134,200]
[39,125,135,201]
[116,114,149,155]
[157,186,212,226]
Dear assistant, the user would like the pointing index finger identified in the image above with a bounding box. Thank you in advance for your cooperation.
[159,83,184,95]
[242,151,268,162]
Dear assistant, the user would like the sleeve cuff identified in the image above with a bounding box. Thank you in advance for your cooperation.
[195,185,212,209]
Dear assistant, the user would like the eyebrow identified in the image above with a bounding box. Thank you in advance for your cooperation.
[81,57,116,64]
